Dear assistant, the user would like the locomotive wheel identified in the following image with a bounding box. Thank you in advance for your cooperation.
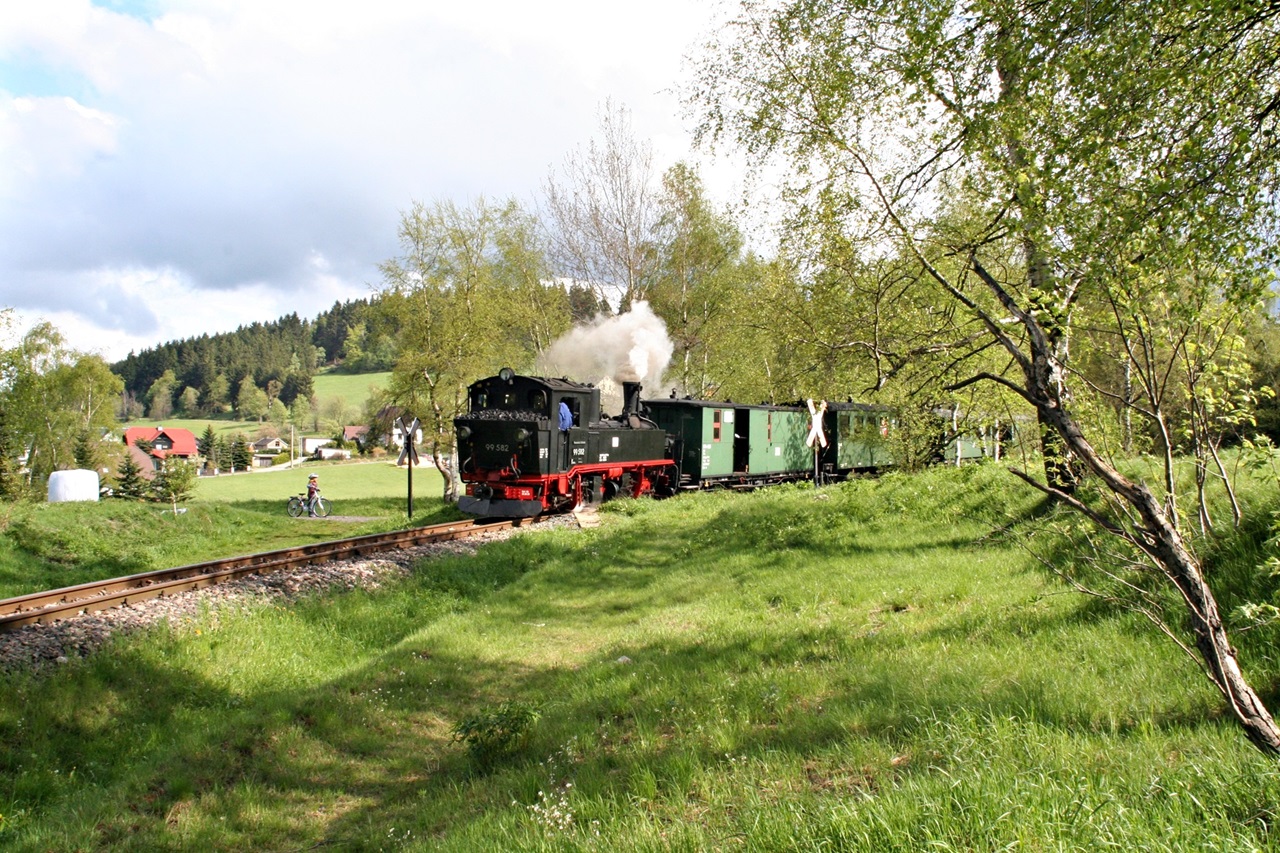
[602,478,620,501]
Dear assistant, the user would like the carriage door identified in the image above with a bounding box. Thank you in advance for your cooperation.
[732,408,750,473]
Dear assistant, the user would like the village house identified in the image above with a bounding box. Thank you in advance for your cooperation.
[122,426,199,475]
[252,436,289,455]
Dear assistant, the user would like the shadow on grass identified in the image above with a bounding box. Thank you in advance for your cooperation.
[0,487,1251,849]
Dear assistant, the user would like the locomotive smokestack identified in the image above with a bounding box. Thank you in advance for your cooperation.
[622,381,643,417]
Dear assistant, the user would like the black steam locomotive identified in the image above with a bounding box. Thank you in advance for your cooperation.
[454,368,674,516]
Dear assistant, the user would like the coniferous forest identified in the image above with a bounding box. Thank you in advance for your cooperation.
[110,297,398,416]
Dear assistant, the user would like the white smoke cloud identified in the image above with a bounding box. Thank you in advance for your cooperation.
[538,300,673,390]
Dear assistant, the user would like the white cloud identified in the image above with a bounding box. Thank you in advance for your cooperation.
[0,95,122,195]
[12,259,374,362]
[0,0,728,359]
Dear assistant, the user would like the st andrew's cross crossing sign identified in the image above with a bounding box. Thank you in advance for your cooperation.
[397,417,420,516]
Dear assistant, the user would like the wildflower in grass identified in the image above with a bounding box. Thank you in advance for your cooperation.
[527,783,574,834]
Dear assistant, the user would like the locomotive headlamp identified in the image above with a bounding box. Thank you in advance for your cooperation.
[457,425,472,440]
[514,428,530,442]
[498,367,515,382]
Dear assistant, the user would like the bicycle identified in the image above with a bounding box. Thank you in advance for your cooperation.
[287,493,332,518]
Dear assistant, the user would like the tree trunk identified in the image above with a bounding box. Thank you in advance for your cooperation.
[1030,335,1280,755]
[433,449,456,502]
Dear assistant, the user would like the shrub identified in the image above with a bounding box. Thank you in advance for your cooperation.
[451,701,541,766]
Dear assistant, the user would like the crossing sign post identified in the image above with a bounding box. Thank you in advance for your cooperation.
[805,399,827,486]
[397,416,421,518]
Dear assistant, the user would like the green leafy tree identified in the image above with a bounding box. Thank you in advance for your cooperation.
[236,376,269,422]
[146,369,177,420]
[696,0,1280,753]
[289,396,314,434]
[268,398,289,431]
[203,373,230,414]
[151,457,197,508]
[0,399,23,500]
[379,197,568,500]
[178,385,200,416]
[648,162,755,398]
[318,395,356,438]
[0,321,123,485]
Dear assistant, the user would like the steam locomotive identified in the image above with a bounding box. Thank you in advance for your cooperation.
[453,368,944,518]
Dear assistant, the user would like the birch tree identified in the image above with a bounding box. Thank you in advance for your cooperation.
[379,198,568,500]
[694,0,1280,754]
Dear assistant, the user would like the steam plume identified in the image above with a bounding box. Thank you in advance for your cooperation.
[537,301,673,388]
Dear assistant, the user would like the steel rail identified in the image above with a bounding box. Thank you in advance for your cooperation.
[0,518,522,631]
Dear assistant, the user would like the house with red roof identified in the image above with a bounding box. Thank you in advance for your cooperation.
[122,426,200,473]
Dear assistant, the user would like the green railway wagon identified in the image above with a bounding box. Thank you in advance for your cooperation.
[644,399,736,484]
[645,397,889,488]
[827,404,894,471]
[747,407,811,475]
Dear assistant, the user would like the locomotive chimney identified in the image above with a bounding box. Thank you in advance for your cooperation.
[622,381,643,417]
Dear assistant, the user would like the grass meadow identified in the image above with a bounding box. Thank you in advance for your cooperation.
[3,464,1280,849]
[311,369,390,406]
[0,462,451,598]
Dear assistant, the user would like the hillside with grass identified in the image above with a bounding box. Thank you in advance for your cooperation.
[3,465,1280,850]
[310,369,390,410]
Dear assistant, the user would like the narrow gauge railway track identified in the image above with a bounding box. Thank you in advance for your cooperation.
[0,518,523,632]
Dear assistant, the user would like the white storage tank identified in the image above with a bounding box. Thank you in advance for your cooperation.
[47,469,101,503]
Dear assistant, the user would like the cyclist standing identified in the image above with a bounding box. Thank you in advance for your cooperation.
[306,473,320,517]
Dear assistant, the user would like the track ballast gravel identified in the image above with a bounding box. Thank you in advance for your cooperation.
[0,516,576,674]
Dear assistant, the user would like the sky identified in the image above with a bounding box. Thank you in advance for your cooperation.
[0,0,735,362]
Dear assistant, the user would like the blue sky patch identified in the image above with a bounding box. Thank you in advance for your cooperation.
[91,0,161,22]
[0,57,87,100]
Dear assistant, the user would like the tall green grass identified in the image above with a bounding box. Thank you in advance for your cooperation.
[2,464,1279,850]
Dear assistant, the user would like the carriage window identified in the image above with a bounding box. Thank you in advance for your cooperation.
[767,412,773,442]
[474,391,489,410]
[528,390,548,413]
[713,410,722,442]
